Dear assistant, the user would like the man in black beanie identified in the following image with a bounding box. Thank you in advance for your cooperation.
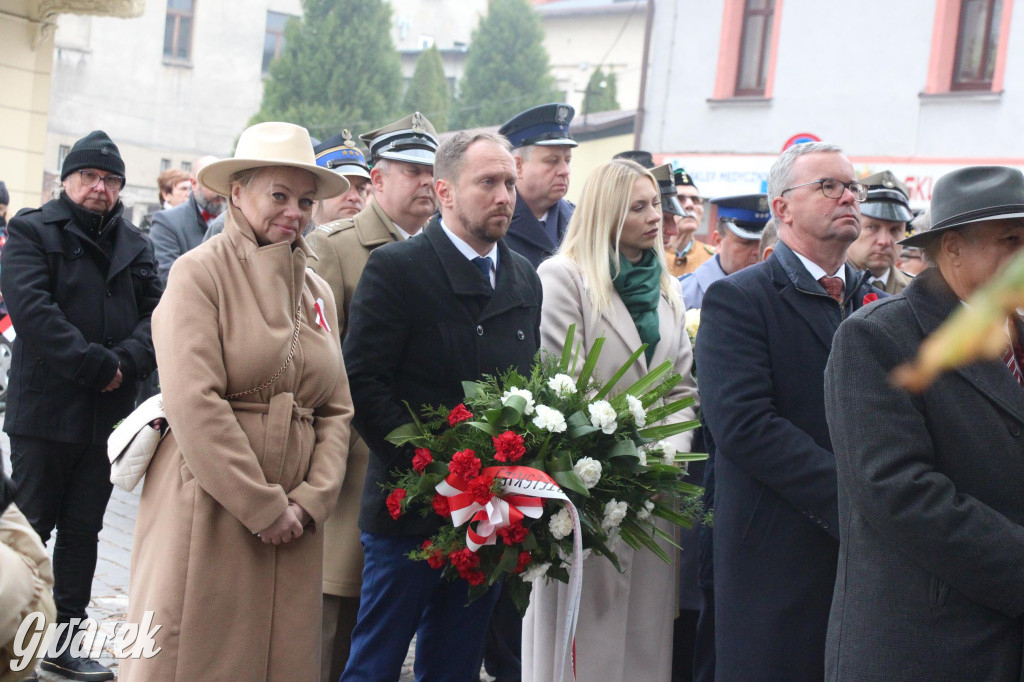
[1,130,162,680]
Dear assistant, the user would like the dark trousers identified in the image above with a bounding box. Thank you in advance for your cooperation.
[9,435,113,624]
[692,587,716,682]
[341,532,501,682]
[479,583,522,681]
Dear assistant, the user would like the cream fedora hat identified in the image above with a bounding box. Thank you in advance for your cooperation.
[197,122,349,199]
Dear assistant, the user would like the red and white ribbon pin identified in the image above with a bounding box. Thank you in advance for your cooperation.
[313,298,331,332]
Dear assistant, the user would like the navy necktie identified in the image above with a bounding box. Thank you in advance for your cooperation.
[472,256,493,286]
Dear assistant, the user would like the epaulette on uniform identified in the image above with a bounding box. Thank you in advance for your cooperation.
[315,218,355,237]
[701,242,716,255]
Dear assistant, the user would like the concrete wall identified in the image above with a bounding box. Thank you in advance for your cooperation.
[46,0,301,219]
[1,1,54,214]
[564,132,633,204]
[541,2,646,113]
[640,0,1024,201]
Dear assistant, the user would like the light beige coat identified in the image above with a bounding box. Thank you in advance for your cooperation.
[122,207,352,682]
[0,504,55,682]
[306,198,405,598]
[523,255,698,682]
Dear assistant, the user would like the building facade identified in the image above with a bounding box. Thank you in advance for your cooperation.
[640,0,1023,210]
[1,0,142,216]
[536,0,647,114]
[45,0,301,221]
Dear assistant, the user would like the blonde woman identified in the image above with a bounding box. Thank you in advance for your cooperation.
[523,159,699,682]
[122,122,354,681]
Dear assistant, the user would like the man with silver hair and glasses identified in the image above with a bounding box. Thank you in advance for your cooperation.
[693,142,881,681]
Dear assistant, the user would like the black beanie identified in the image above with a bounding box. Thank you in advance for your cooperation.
[61,130,126,181]
[0,181,8,205]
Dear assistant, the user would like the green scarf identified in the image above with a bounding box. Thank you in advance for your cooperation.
[612,250,662,363]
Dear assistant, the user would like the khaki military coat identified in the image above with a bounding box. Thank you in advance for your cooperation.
[879,264,912,294]
[523,255,699,682]
[666,237,715,278]
[122,206,352,682]
[306,198,406,598]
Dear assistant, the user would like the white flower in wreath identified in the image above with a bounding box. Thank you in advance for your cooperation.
[637,499,655,521]
[588,400,618,434]
[636,448,648,467]
[601,498,628,531]
[573,457,602,489]
[533,404,567,433]
[502,387,536,415]
[558,545,593,567]
[547,373,577,397]
[625,394,647,427]
[685,308,701,341]
[549,507,574,539]
[521,561,552,583]
[658,439,677,466]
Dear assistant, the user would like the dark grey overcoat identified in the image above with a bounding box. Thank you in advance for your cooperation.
[824,266,1024,681]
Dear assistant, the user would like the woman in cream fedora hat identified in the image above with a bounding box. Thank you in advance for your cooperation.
[122,122,354,681]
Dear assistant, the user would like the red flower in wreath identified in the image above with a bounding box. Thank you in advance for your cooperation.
[513,551,532,574]
[386,488,407,520]
[461,569,487,586]
[449,548,481,571]
[449,449,482,480]
[497,520,528,546]
[493,431,526,463]
[862,292,880,306]
[412,448,433,473]
[447,403,473,427]
[431,493,451,518]
[468,473,496,506]
[422,540,445,569]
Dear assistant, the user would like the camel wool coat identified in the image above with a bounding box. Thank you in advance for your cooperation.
[122,206,352,682]
[523,254,699,682]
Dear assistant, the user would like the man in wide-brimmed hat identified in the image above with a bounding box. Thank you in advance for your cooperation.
[824,165,1024,681]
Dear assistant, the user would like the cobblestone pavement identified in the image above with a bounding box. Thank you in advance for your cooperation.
[1,418,427,681]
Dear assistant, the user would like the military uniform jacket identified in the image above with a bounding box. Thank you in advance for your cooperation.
[871,264,912,295]
[343,218,542,536]
[503,195,573,268]
[680,254,727,310]
[306,200,406,339]
[693,240,877,682]
[1,198,161,444]
[824,267,1024,681]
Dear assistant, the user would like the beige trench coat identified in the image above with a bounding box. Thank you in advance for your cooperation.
[523,255,698,682]
[122,207,352,682]
[306,198,405,597]
[0,504,55,682]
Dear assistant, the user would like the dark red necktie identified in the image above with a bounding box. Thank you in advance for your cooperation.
[201,210,216,224]
[1004,342,1024,387]
[818,276,844,303]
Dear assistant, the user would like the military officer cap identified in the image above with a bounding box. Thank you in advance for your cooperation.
[650,164,684,216]
[674,167,698,190]
[359,112,438,167]
[499,103,578,149]
[860,170,913,223]
[314,129,371,181]
[614,150,654,169]
[712,194,772,240]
